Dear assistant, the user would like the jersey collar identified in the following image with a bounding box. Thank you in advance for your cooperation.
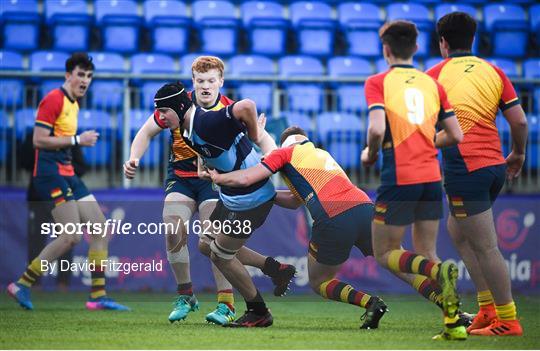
[60,87,76,103]
[391,64,414,69]
[449,52,473,58]
[191,91,222,110]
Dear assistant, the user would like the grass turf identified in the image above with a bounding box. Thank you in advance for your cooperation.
[0,292,538,349]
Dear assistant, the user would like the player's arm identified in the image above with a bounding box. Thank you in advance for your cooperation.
[124,115,162,179]
[435,115,463,148]
[208,164,272,187]
[502,104,528,179]
[362,109,385,166]
[33,126,99,150]
[274,189,302,209]
[232,99,277,154]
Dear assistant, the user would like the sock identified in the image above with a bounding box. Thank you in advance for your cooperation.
[245,290,267,315]
[412,275,443,310]
[261,257,280,277]
[387,249,440,280]
[177,282,193,296]
[477,290,494,307]
[89,250,107,299]
[217,289,235,311]
[495,301,517,321]
[17,257,44,288]
[319,278,372,308]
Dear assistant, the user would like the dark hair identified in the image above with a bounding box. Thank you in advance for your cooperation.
[379,20,418,60]
[280,126,308,146]
[437,12,476,51]
[65,52,94,72]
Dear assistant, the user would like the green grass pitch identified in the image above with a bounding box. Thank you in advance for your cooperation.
[1,292,538,349]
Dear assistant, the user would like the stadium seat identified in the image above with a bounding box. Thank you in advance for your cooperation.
[0,50,24,107]
[78,109,113,166]
[387,3,432,58]
[531,5,540,38]
[192,1,238,56]
[30,51,70,98]
[0,111,8,164]
[337,2,382,58]
[279,56,324,113]
[487,58,519,79]
[526,115,539,170]
[524,59,540,79]
[0,0,40,51]
[45,0,91,51]
[290,2,336,57]
[229,55,275,113]
[89,52,125,110]
[241,1,288,56]
[265,116,289,144]
[14,109,36,141]
[316,112,364,169]
[328,56,372,113]
[281,111,315,141]
[118,109,162,167]
[434,4,479,54]
[131,53,176,109]
[143,0,190,55]
[484,4,528,58]
[95,0,141,54]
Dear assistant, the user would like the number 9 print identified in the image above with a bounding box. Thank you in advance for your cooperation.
[184,220,252,236]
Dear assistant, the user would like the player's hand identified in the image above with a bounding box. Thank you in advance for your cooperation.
[256,113,267,143]
[79,130,99,147]
[198,167,211,181]
[361,147,377,167]
[207,169,222,185]
[123,158,139,179]
[505,151,525,180]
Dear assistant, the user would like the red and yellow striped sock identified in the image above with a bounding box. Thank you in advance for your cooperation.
[477,290,494,307]
[89,250,107,299]
[387,249,440,280]
[17,258,44,288]
[319,279,372,308]
[177,282,193,296]
[412,275,443,310]
[217,289,235,311]
[495,301,517,321]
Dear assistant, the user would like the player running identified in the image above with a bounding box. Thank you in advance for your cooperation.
[426,12,527,337]
[7,53,129,311]
[208,126,390,329]
[123,57,295,325]
[361,21,465,340]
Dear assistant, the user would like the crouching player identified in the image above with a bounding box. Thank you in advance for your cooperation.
[209,127,389,329]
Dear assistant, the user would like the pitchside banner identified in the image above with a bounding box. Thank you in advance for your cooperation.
[0,187,538,294]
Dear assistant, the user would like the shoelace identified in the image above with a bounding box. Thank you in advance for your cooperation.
[216,304,230,314]
[172,296,190,308]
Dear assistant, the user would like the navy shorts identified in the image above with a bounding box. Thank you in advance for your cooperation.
[33,174,90,207]
[444,164,506,218]
[209,198,274,239]
[375,181,443,226]
[309,203,374,266]
[164,173,218,205]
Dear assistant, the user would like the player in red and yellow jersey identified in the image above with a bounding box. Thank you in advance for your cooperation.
[208,126,390,329]
[362,21,466,340]
[124,56,294,325]
[427,12,527,337]
[7,53,129,311]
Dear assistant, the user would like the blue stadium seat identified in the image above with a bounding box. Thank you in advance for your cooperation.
[229,55,275,113]
[484,4,528,58]
[45,0,91,51]
[0,0,40,51]
[527,115,539,170]
[290,2,336,57]
[524,59,540,79]
[487,58,519,79]
[89,52,125,110]
[0,110,9,164]
[131,53,176,109]
[328,57,372,113]
[241,1,288,56]
[30,51,70,98]
[434,4,479,54]
[316,112,364,169]
[78,109,113,166]
[279,56,324,113]
[143,0,190,55]
[265,116,289,144]
[117,109,162,167]
[387,3,432,58]
[95,0,141,54]
[192,1,238,56]
[338,3,382,58]
[531,5,540,38]
[0,50,24,107]
[281,111,315,141]
[14,109,36,141]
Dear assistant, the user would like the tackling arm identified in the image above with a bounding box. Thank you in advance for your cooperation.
[208,164,272,188]
[124,115,162,179]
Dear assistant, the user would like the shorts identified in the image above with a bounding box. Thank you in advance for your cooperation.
[444,164,506,218]
[309,203,374,266]
[209,198,274,239]
[33,174,90,207]
[165,173,218,205]
[375,181,443,226]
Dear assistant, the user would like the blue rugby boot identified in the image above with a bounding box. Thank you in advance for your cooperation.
[168,295,199,323]
[7,282,33,310]
[206,303,236,325]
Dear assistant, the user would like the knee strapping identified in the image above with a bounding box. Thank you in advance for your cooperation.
[167,244,189,263]
[209,240,238,260]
